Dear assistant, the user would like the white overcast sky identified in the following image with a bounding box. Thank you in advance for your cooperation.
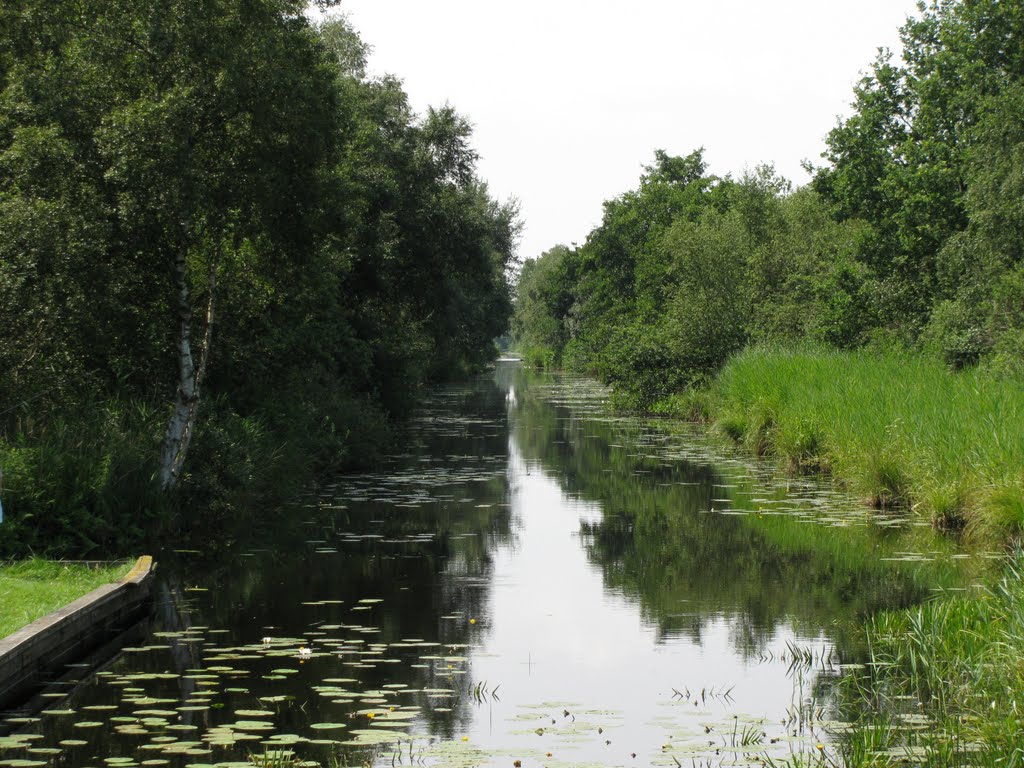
[329,0,922,261]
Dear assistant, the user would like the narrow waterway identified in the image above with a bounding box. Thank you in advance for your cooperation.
[0,364,981,768]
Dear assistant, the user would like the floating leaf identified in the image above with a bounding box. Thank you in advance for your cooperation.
[229,721,276,732]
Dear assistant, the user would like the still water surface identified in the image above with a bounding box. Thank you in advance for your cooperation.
[1,364,978,767]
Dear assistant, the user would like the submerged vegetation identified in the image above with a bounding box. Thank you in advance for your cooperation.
[0,2,518,557]
[0,558,131,638]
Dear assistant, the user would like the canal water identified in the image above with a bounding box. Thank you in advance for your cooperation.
[0,364,979,768]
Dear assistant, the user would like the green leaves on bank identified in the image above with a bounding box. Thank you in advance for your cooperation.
[0,5,518,556]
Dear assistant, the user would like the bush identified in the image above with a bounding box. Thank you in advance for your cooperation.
[923,298,990,369]
[596,322,693,409]
[0,402,167,558]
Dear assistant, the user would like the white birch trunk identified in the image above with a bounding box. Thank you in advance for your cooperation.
[172,264,216,484]
[158,249,216,491]
[158,249,196,490]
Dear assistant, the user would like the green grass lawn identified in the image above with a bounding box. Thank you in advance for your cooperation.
[0,558,133,639]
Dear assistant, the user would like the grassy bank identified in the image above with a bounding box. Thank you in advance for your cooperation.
[661,346,1024,542]
[0,558,132,639]
[647,346,1024,764]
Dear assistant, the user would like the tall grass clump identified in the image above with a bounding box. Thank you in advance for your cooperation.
[706,346,1024,538]
[835,555,1024,765]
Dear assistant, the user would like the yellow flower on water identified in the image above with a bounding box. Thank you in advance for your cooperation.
[469,618,477,625]
[461,736,469,742]
[816,744,824,751]
[367,713,376,719]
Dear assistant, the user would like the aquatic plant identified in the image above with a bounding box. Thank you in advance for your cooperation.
[828,554,1024,766]
[703,346,1024,538]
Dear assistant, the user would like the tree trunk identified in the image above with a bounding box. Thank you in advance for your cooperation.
[158,247,216,491]
[174,262,216,483]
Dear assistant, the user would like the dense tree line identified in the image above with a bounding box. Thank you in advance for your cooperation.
[0,0,517,556]
[513,0,1024,405]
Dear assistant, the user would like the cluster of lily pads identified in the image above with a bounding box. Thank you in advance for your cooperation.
[0,610,482,768]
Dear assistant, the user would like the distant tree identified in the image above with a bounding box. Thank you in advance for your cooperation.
[512,245,577,367]
[567,149,726,373]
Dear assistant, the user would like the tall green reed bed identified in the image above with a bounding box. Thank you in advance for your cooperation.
[688,347,1024,541]
[0,558,132,638]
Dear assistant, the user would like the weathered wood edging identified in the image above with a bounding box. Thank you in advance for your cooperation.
[0,556,156,712]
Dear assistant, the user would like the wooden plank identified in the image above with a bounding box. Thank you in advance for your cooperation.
[0,556,155,712]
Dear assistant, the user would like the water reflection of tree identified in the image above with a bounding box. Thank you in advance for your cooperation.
[508,367,928,661]
[145,375,517,745]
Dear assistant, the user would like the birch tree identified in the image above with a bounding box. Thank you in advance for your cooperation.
[95,0,340,489]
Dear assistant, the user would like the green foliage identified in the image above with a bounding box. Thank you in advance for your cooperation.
[922,297,990,369]
[513,149,751,404]
[598,321,694,409]
[0,7,517,556]
[513,158,883,405]
[816,0,1024,353]
[984,262,1024,377]
[658,206,751,386]
[511,0,1024,418]
[749,188,874,348]
[0,402,168,558]
[511,245,576,368]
